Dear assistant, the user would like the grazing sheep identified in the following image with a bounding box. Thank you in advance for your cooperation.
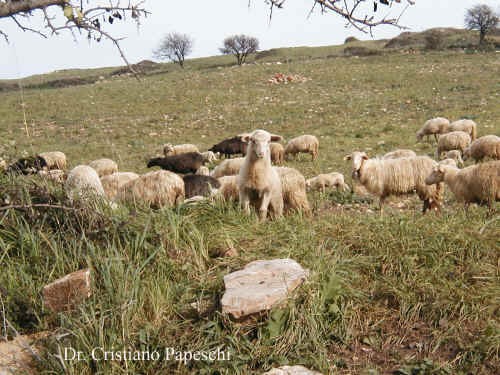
[436,131,471,159]
[38,169,66,183]
[270,142,285,165]
[200,151,218,163]
[284,135,319,161]
[448,119,477,141]
[425,161,499,209]
[275,167,311,214]
[7,156,47,174]
[117,170,184,208]
[210,157,245,178]
[38,151,67,170]
[416,117,450,142]
[383,149,417,159]
[344,152,441,213]
[89,158,118,177]
[65,165,105,202]
[238,130,284,220]
[195,166,210,176]
[100,172,140,200]
[463,135,500,162]
[306,172,350,193]
[208,137,247,158]
[439,158,458,168]
[183,174,221,198]
[163,143,199,157]
[147,152,204,174]
[216,175,240,201]
[443,150,464,167]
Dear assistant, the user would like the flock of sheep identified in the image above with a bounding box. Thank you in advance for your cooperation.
[2,116,499,218]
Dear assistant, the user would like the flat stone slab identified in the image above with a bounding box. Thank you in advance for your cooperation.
[0,332,48,375]
[221,259,308,319]
[43,268,91,312]
[263,365,322,375]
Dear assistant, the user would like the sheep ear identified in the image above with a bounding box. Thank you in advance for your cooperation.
[241,135,250,143]
[361,153,368,160]
[270,135,283,142]
[343,155,352,161]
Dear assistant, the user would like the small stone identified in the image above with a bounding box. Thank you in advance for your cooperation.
[263,365,322,374]
[42,269,91,312]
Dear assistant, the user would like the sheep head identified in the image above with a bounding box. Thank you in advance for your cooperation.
[344,151,368,179]
[416,130,423,142]
[425,165,447,185]
[242,130,282,160]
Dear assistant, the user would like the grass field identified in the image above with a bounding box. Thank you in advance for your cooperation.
[0,39,499,374]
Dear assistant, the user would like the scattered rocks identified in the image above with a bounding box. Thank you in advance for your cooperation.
[263,365,322,374]
[42,268,91,313]
[267,73,309,84]
[221,259,308,319]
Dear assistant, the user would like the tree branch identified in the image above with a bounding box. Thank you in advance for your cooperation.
[0,0,66,19]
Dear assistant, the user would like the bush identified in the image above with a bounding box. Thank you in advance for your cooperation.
[343,46,381,57]
[344,36,359,44]
[425,30,444,50]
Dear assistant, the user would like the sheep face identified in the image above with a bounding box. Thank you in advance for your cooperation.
[425,165,446,185]
[344,151,368,179]
[416,131,423,142]
[163,144,174,154]
[242,130,282,160]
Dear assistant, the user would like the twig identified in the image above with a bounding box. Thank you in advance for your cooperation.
[479,215,499,235]
[0,29,8,42]
[10,15,48,38]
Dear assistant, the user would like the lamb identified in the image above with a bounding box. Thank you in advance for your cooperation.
[443,150,464,167]
[425,161,499,209]
[38,151,67,170]
[100,172,140,200]
[270,142,285,164]
[344,152,441,213]
[163,143,199,157]
[216,175,239,201]
[416,117,450,142]
[383,149,417,159]
[117,170,184,208]
[436,131,471,159]
[238,130,284,220]
[182,174,221,198]
[195,166,210,176]
[65,165,105,202]
[275,167,311,214]
[463,135,500,162]
[38,169,66,183]
[200,151,218,163]
[210,157,245,178]
[147,152,205,174]
[89,158,118,177]
[284,135,319,161]
[447,119,477,141]
[306,172,350,193]
[208,137,247,158]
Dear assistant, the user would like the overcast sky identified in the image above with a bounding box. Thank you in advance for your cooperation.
[1,0,498,79]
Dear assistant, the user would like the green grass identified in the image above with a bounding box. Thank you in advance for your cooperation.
[0,44,499,374]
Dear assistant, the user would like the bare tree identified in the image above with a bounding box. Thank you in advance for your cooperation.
[220,34,259,65]
[464,4,499,45]
[153,32,193,68]
[0,1,149,74]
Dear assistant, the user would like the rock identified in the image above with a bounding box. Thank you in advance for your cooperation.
[42,268,91,312]
[263,365,322,374]
[221,259,308,319]
[0,332,47,375]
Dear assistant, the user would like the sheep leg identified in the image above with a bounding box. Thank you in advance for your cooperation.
[422,199,430,214]
[258,192,272,221]
[379,196,386,214]
[240,190,251,215]
[433,134,438,143]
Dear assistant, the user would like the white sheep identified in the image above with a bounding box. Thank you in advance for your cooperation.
[65,165,105,202]
[270,142,284,165]
[89,158,118,177]
[200,151,218,163]
[443,150,464,167]
[344,152,441,213]
[463,135,500,162]
[195,166,210,176]
[284,135,319,161]
[216,175,239,201]
[425,161,499,209]
[239,130,284,220]
[306,172,350,193]
[163,143,199,156]
[38,169,66,183]
[275,167,311,214]
[416,117,450,142]
[38,151,67,170]
[116,170,184,208]
[436,131,471,159]
[210,157,245,178]
[383,149,417,159]
[448,119,477,141]
[439,158,458,168]
[100,172,140,200]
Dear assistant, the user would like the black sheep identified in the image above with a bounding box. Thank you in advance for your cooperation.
[147,152,204,174]
[208,137,247,158]
[183,174,221,198]
[7,156,47,174]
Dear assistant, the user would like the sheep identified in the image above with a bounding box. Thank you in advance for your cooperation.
[147,152,205,174]
[38,169,66,183]
[100,172,140,200]
[436,131,471,159]
[284,135,319,161]
[344,152,441,213]
[7,156,47,174]
[238,130,284,220]
[117,170,184,208]
[383,149,417,159]
[195,166,210,176]
[210,157,245,178]
[208,137,247,158]
[448,119,477,141]
[306,172,350,193]
[216,175,239,201]
[425,161,499,209]
[163,143,199,157]
[439,158,458,168]
[416,117,450,142]
[65,165,105,202]
[275,167,311,214]
[38,151,67,170]
[89,158,118,177]
[463,135,500,162]
[182,174,221,198]
[200,151,218,163]
[270,142,285,165]
[443,150,464,167]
